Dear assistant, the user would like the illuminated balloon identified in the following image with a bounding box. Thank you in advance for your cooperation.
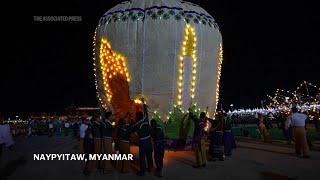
[93,0,223,120]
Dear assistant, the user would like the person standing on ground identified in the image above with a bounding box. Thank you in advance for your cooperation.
[223,114,236,156]
[83,116,94,176]
[150,118,165,177]
[0,116,14,157]
[100,111,114,173]
[258,114,272,143]
[64,120,70,136]
[79,118,89,153]
[28,119,34,137]
[208,112,224,161]
[48,120,54,137]
[117,115,131,173]
[285,112,293,144]
[189,109,207,167]
[56,118,62,137]
[132,99,154,176]
[290,107,310,158]
[72,120,79,138]
[88,115,102,172]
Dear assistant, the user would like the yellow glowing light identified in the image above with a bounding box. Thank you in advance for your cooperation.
[215,43,223,111]
[176,24,198,106]
[134,99,143,104]
[97,38,131,104]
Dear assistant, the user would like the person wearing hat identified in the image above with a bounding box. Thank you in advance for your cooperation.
[290,107,310,158]
[189,109,207,167]
[150,118,165,177]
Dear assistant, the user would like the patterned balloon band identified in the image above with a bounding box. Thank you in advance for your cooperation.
[98,5,219,30]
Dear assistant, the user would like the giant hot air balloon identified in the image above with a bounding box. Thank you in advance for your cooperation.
[92,0,223,124]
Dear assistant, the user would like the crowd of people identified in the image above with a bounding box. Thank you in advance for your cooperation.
[79,100,166,177]
[77,100,237,177]
[228,108,320,131]
[228,108,319,146]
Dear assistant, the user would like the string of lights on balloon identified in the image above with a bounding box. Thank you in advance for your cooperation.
[92,29,108,110]
[215,43,223,111]
[176,24,197,106]
[93,32,131,111]
[99,38,130,102]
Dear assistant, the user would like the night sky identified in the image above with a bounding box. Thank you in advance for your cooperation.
[1,0,319,114]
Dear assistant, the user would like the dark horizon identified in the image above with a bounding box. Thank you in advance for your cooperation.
[1,0,319,114]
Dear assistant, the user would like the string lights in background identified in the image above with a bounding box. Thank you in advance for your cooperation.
[177,24,198,106]
[215,43,223,111]
[267,81,319,108]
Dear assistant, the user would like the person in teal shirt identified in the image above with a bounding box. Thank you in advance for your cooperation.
[132,100,153,176]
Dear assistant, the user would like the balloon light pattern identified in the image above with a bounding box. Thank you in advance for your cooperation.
[99,38,130,102]
[177,24,197,106]
[94,37,143,122]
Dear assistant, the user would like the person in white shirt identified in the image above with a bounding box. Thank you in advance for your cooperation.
[64,121,70,136]
[0,117,14,157]
[79,118,89,153]
[290,107,310,158]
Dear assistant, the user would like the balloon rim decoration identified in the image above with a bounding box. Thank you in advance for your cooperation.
[98,5,219,30]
